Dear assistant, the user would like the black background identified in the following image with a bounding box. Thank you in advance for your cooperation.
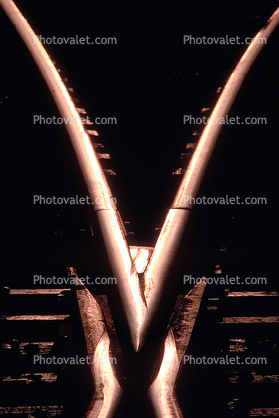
[1,1,279,415]
[1,0,278,280]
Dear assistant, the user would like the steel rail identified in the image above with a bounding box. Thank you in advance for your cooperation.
[1,1,278,357]
[73,272,122,417]
[0,0,147,351]
[138,7,279,348]
[148,282,207,417]
[2,3,278,416]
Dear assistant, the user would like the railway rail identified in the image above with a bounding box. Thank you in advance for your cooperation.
[1,1,278,416]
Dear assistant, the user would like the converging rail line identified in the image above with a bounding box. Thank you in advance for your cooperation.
[1,1,279,416]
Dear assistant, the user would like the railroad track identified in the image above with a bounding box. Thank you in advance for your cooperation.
[1,1,278,417]
[178,282,279,417]
[1,277,278,417]
[0,283,92,417]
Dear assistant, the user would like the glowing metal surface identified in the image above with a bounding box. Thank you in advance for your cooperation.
[0,0,147,351]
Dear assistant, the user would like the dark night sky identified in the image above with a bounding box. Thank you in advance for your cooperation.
[1,0,278,283]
